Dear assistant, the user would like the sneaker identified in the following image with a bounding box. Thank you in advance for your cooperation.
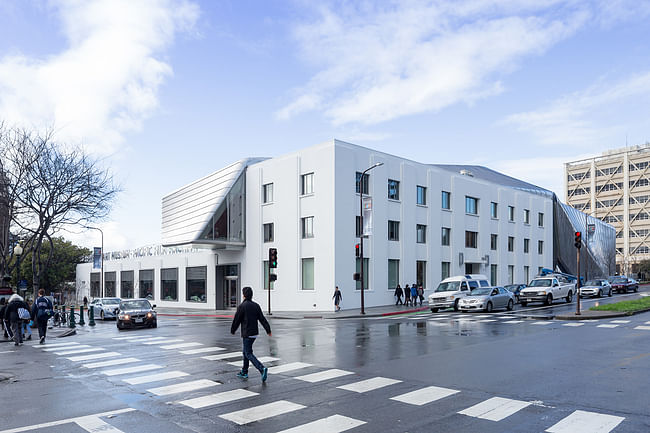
[261,367,268,382]
[40,336,45,344]
[236,370,248,380]
[26,335,32,341]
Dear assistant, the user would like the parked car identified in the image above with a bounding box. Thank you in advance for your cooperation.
[519,275,575,306]
[116,299,157,330]
[610,276,639,294]
[504,284,527,302]
[89,297,121,320]
[579,279,612,298]
[428,274,491,312]
[458,287,515,312]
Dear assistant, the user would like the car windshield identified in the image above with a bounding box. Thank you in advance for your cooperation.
[103,299,120,305]
[529,279,552,287]
[584,280,600,286]
[468,288,492,296]
[612,277,627,283]
[121,300,150,309]
[435,281,461,292]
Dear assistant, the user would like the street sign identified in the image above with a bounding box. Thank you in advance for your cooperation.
[588,224,596,239]
[362,196,373,236]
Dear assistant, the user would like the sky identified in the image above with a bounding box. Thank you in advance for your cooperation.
[1,0,650,252]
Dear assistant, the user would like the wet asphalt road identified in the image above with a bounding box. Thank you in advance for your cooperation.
[1,289,649,433]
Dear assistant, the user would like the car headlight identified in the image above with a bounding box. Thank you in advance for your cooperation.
[119,314,130,320]
[146,312,153,318]
[537,291,547,296]
[448,296,455,301]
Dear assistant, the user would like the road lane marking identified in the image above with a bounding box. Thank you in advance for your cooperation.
[220,400,305,425]
[178,389,258,409]
[159,342,203,350]
[295,369,354,383]
[201,351,242,361]
[83,357,140,369]
[67,352,120,362]
[268,362,313,374]
[226,356,280,367]
[458,397,532,421]
[532,322,552,325]
[112,336,152,340]
[390,386,460,406]
[597,324,619,328]
[562,323,584,327]
[102,364,163,376]
[43,344,91,352]
[133,337,168,342]
[610,320,630,324]
[179,346,226,355]
[143,339,183,345]
[503,320,525,324]
[55,348,105,355]
[123,371,189,385]
[75,414,127,433]
[0,408,135,433]
[477,319,497,323]
[337,377,402,393]
[545,410,624,433]
[634,325,650,330]
[34,341,80,349]
[276,415,366,433]
[147,379,220,396]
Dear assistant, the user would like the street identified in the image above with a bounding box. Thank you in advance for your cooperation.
[1,291,649,433]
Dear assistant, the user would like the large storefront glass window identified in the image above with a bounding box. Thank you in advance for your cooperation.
[200,174,245,243]
[104,271,116,297]
[90,273,100,298]
[121,271,134,299]
[161,268,178,301]
[139,269,154,300]
[187,266,207,302]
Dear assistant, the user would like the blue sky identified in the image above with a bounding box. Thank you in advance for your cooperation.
[1,0,650,251]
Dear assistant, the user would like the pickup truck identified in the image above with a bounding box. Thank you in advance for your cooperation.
[519,276,575,306]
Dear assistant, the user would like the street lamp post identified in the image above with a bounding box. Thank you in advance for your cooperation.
[14,243,23,295]
[359,162,383,315]
[84,226,104,298]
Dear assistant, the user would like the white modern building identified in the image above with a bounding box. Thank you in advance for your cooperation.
[77,140,573,311]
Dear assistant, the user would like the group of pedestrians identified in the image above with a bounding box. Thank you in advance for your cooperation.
[0,289,54,346]
[394,283,424,306]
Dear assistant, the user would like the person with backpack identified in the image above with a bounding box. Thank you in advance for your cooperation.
[410,284,418,307]
[5,294,30,346]
[417,284,424,306]
[31,289,53,344]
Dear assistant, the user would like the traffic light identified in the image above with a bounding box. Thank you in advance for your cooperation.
[269,274,277,282]
[353,273,360,281]
[574,231,582,249]
[355,243,360,257]
[269,248,278,268]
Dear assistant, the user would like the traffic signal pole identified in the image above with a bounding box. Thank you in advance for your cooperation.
[575,231,582,316]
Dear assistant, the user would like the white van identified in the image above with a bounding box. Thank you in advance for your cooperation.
[428,274,490,312]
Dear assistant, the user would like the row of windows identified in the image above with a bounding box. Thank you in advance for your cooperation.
[630,178,650,188]
[631,212,650,221]
[631,246,650,254]
[601,215,622,223]
[629,161,650,171]
[629,229,650,237]
[597,166,622,176]
[597,198,621,208]
[567,171,590,181]
[569,187,590,196]
[597,182,623,192]
[263,217,314,242]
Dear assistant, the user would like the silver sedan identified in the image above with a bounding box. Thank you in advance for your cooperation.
[89,297,121,320]
[579,279,613,298]
[458,287,515,313]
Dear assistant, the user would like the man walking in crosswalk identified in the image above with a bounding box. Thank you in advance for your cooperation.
[230,286,272,382]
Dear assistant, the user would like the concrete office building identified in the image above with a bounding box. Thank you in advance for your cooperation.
[77,140,611,311]
[565,143,650,275]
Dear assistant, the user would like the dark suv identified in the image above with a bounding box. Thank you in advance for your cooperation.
[116,299,157,330]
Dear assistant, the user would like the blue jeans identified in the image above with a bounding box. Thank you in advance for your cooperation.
[241,337,264,374]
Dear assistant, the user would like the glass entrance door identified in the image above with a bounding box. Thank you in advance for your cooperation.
[224,277,238,308]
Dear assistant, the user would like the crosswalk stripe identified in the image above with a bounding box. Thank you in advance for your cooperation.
[102,364,163,376]
[143,339,183,345]
[160,342,203,350]
[43,344,91,352]
[563,323,584,327]
[75,414,127,433]
[645,321,650,325]
[113,336,161,342]
[458,396,531,421]
[201,351,242,361]
[337,377,402,393]
[634,325,650,330]
[295,369,354,383]
[390,385,460,406]
[35,342,80,349]
[83,357,140,369]
[503,320,524,324]
[179,346,226,355]
[532,322,552,326]
[473,315,491,318]
[276,414,366,433]
[477,319,497,323]
[112,336,150,340]
[610,320,630,324]
[147,379,220,396]
[123,371,189,385]
[220,400,305,425]
[67,352,120,362]
[178,389,258,409]
[55,348,105,355]
[268,362,313,374]
[545,409,625,433]
[227,356,280,367]
[597,324,619,328]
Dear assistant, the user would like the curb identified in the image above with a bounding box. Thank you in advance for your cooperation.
[556,306,650,320]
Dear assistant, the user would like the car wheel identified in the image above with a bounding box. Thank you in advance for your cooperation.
[521,301,527,307]
[608,289,613,297]
[597,289,602,298]
[100,310,104,320]
[566,291,573,303]
[545,294,553,306]
[453,300,460,311]
[430,308,438,313]
[635,285,638,292]
[117,322,122,330]
[507,299,514,311]
[485,302,493,313]
[152,320,157,328]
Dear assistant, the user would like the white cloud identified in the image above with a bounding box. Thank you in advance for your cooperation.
[0,0,199,154]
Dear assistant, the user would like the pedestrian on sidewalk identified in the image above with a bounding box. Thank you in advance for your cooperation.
[410,284,418,307]
[230,286,272,382]
[6,294,29,346]
[332,286,342,311]
[394,284,403,305]
[0,297,12,340]
[417,284,424,306]
[32,289,53,344]
[404,284,411,306]
[22,299,33,341]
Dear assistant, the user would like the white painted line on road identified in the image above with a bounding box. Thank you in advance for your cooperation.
[159,342,203,350]
[545,410,624,433]
[178,389,258,409]
[597,324,619,328]
[112,336,150,340]
[268,362,313,374]
[427,321,447,326]
[472,315,491,318]
[67,352,120,362]
[55,347,105,355]
[532,322,552,326]
[0,408,136,433]
[43,344,91,352]
[390,386,460,406]
[634,325,650,330]
[147,379,220,396]
[179,346,226,355]
[295,369,354,383]
[0,350,14,354]
[477,319,497,323]
[123,371,189,385]
[337,377,402,393]
[503,320,525,324]
[220,400,306,425]
[276,414,366,433]
[75,414,126,433]
[83,357,140,369]
[133,337,168,343]
[201,351,242,361]
[458,397,531,421]
[112,336,160,342]
[226,356,279,367]
[610,320,630,324]
[35,341,80,349]
[143,339,183,345]
[102,364,163,376]
[563,323,584,327]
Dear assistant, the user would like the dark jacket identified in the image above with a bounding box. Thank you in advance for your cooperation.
[230,299,271,338]
[5,299,29,323]
[32,296,53,321]
[394,286,403,297]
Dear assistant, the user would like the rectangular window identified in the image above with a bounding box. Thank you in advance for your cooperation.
[355,258,369,290]
[441,227,450,246]
[161,268,178,301]
[465,231,478,248]
[441,191,451,210]
[301,216,314,238]
[104,271,116,297]
[263,261,275,290]
[538,266,544,275]
[186,266,207,303]
[524,238,530,253]
[355,172,369,194]
[139,269,154,300]
[417,261,426,289]
[508,265,514,284]
[416,185,427,205]
[524,209,530,224]
[263,223,274,243]
[465,196,478,215]
[416,224,427,243]
[441,262,450,280]
[388,179,400,200]
[524,266,530,284]
[388,220,400,241]
[301,258,314,290]
[388,259,400,290]
[356,216,362,238]
[90,273,100,298]
[263,183,273,203]
[538,240,544,254]
[538,212,544,227]
[301,173,314,195]
[508,236,514,252]
[491,202,498,218]
[490,264,497,286]
[490,234,498,250]
[508,206,515,222]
